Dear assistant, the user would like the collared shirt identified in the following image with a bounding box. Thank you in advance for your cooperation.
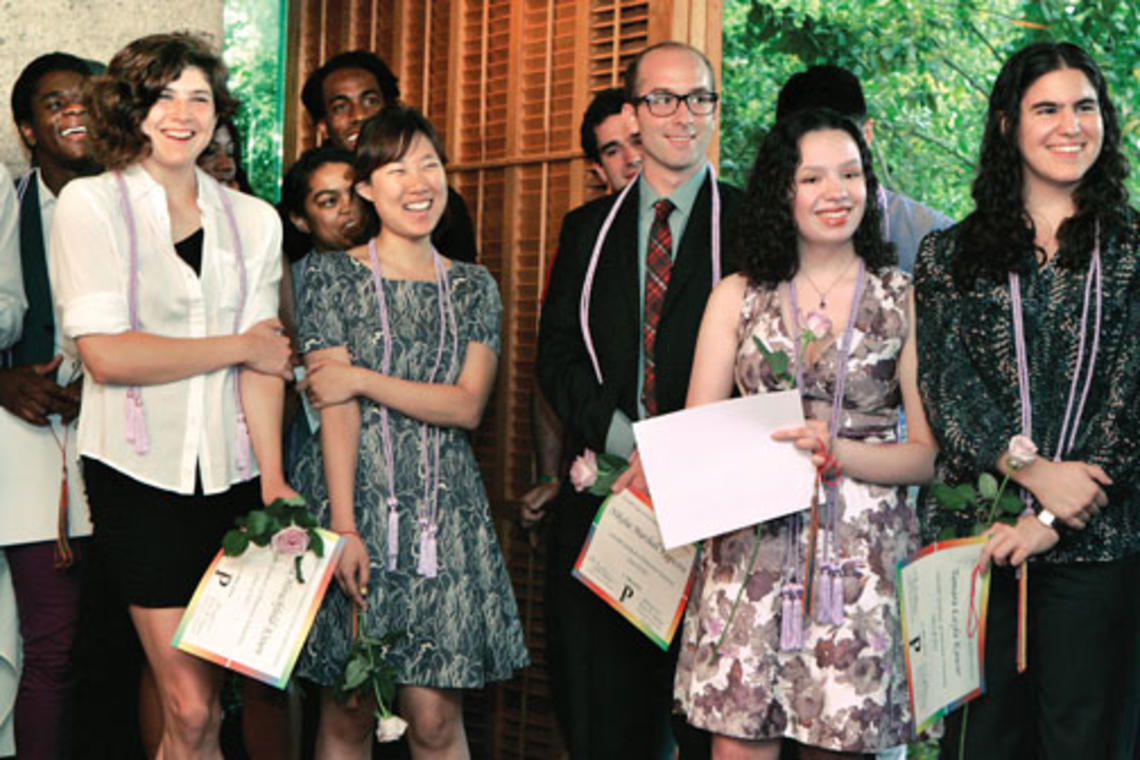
[0,164,25,350]
[605,166,709,456]
[881,187,953,273]
[50,164,282,495]
[0,167,90,545]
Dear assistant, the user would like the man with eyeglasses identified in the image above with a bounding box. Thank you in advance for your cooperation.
[537,41,741,759]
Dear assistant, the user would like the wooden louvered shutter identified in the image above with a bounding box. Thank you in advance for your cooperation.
[282,2,720,755]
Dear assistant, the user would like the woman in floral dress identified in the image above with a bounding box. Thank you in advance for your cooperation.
[673,109,936,758]
[292,106,528,757]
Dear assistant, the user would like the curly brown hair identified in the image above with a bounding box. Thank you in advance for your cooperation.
[736,108,894,288]
[86,32,238,170]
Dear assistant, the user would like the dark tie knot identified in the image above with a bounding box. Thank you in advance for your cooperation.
[653,198,674,222]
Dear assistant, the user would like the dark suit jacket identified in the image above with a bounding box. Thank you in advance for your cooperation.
[537,174,742,543]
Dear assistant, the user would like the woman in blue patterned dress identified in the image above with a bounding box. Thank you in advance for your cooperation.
[673,109,937,758]
[292,105,528,757]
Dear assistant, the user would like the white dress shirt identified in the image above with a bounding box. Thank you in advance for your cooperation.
[50,164,282,495]
[0,164,26,351]
[0,168,91,545]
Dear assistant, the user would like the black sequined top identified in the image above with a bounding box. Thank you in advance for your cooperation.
[915,209,1140,563]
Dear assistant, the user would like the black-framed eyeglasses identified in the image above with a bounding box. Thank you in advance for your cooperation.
[633,90,719,117]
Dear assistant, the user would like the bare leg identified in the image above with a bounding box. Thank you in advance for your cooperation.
[711,735,782,760]
[315,686,374,760]
[400,686,469,760]
[130,606,224,760]
[138,663,164,757]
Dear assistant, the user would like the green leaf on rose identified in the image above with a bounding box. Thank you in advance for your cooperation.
[342,655,371,691]
[954,483,979,506]
[998,491,1024,515]
[222,529,249,556]
[977,472,999,500]
[937,525,957,541]
[309,530,324,557]
[931,482,966,511]
[246,510,271,535]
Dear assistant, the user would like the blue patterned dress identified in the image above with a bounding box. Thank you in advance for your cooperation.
[293,251,528,688]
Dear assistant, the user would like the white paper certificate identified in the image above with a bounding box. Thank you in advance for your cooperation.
[632,391,815,549]
[897,537,990,732]
[172,529,344,688]
[572,489,697,649]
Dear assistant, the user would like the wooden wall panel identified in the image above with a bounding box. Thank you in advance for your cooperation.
[283,1,721,755]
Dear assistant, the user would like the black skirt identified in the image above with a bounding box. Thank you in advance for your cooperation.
[81,457,259,608]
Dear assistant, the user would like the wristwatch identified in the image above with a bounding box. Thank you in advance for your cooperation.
[1036,509,1057,528]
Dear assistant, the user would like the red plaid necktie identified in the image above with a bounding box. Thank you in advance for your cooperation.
[642,198,674,416]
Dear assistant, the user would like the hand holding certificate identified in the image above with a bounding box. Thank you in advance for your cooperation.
[173,530,343,687]
[572,489,697,649]
[632,391,816,549]
[896,537,990,732]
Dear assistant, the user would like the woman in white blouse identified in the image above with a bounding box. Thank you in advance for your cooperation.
[49,33,294,758]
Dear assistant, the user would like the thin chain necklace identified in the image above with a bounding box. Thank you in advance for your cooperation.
[797,255,858,309]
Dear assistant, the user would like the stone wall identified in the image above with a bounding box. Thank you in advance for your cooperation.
[0,1,224,172]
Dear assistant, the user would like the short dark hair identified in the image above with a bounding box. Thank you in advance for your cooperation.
[282,144,355,217]
[623,41,715,102]
[353,104,447,184]
[776,65,867,123]
[580,88,626,163]
[300,50,400,122]
[11,52,95,127]
[87,32,238,170]
[735,108,893,287]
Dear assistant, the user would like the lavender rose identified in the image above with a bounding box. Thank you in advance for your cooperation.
[1007,435,1038,470]
[804,309,833,340]
[569,449,599,492]
[271,525,310,556]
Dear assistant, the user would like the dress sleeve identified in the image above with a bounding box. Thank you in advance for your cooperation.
[297,253,348,355]
[915,229,1014,479]
[460,265,502,354]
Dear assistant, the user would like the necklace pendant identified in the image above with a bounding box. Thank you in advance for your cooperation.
[819,298,827,309]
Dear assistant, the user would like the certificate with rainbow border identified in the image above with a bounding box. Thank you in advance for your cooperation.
[573,489,697,650]
[172,529,344,688]
[897,536,990,733]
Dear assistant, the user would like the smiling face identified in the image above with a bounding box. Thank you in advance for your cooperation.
[197,123,237,185]
[791,129,867,252]
[292,161,364,252]
[591,113,642,192]
[356,132,447,242]
[1015,66,1103,200]
[624,46,716,189]
[18,69,93,171]
[319,67,386,151]
[140,66,217,172]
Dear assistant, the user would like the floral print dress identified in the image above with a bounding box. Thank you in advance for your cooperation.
[674,268,918,752]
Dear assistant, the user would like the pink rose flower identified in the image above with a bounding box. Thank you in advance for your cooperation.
[1007,435,1038,470]
[271,525,310,556]
[569,449,599,492]
[375,714,408,742]
[804,310,833,340]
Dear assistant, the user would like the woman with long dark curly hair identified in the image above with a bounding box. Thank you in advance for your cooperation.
[49,32,295,758]
[673,108,936,759]
[915,41,1140,758]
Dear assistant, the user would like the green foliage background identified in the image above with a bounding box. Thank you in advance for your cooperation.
[720,0,1140,221]
[223,0,286,202]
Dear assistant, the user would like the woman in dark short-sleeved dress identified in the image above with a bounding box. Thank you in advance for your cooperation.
[292,105,527,757]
